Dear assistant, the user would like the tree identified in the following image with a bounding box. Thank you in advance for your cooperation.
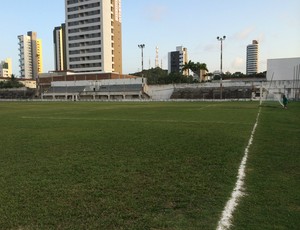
[167,72,194,84]
[247,71,266,78]
[0,76,24,89]
[182,61,209,82]
[130,67,197,85]
[232,72,245,78]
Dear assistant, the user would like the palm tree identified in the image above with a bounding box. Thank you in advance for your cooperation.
[182,60,192,76]
[182,61,209,81]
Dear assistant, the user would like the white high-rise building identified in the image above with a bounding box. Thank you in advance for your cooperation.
[65,0,122,73]
[246,40,259,75]
[18,31,43,79]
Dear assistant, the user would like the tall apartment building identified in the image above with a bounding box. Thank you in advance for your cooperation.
[65,0,122,73]
[36,39,43,74]
[168,46,188,76]
[0,58,12,78]
[246,40,259,75]
[54,24,67,71]
[18,31,43,79]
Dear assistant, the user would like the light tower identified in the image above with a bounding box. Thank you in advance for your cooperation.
[138,44,145,71]
[217,35,226,99]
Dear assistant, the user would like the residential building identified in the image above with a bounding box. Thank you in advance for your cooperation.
[18,31,43,79]
[65,0,122,73]
[53,23,67,71]
[36,38,43,74]
[168,46,188,75]
[246,40,259,75]
[0,58,12,78]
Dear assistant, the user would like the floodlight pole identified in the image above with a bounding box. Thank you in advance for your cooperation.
[138,44,145,72]
[217,36,226,99]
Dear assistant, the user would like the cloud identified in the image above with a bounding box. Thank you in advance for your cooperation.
[204,44,216,52]
[231,57,245,72]
[144,5,167,21]
[233,27,255,40]
[242,33,265,45]
[256,33,265,43]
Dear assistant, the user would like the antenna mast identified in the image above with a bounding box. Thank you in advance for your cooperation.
[155,46,159,68]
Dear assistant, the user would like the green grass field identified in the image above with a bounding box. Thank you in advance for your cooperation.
[0,101,299,229]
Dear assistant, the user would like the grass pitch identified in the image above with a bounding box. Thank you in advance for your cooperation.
[0,101,299,229]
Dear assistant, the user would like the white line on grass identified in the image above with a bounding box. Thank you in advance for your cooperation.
[216,107,261,230]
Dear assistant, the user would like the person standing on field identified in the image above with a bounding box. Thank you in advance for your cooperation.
[282,94,288,109]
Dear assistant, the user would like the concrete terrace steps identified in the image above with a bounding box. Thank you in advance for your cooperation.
[170,86,253,99]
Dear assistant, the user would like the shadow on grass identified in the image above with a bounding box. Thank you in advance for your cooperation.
[259,105,282,109]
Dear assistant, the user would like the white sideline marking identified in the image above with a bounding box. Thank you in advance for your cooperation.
[216,107,261,230]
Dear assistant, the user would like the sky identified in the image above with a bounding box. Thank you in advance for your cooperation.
[0,0,299,76]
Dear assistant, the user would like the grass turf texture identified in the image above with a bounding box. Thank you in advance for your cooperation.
[232,101,300,229]
[0,101,298,229]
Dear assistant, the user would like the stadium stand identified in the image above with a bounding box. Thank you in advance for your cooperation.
[41,83,148,100]
[45,86,86,94]
[170,86,253,100]
[0,88,36,99]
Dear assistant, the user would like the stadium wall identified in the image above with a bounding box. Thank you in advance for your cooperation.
[146,80,296,100]
[267,57,300,81]
[38,72,138,93]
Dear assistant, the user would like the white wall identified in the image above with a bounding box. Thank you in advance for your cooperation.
[147,80,296,100]
[146,85,175,100]
[267,57,300,81]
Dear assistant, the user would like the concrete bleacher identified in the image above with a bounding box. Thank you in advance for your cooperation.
[46,86,86,94]
[170,86,253,100]
[39,77,150,100]
[0,88,36,99]
[45,84,142,94]
[90,84,142,92]
[80,84,144,100]
[42,83,146,100]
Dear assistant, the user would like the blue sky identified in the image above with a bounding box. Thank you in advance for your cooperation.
[0,0,299,76]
